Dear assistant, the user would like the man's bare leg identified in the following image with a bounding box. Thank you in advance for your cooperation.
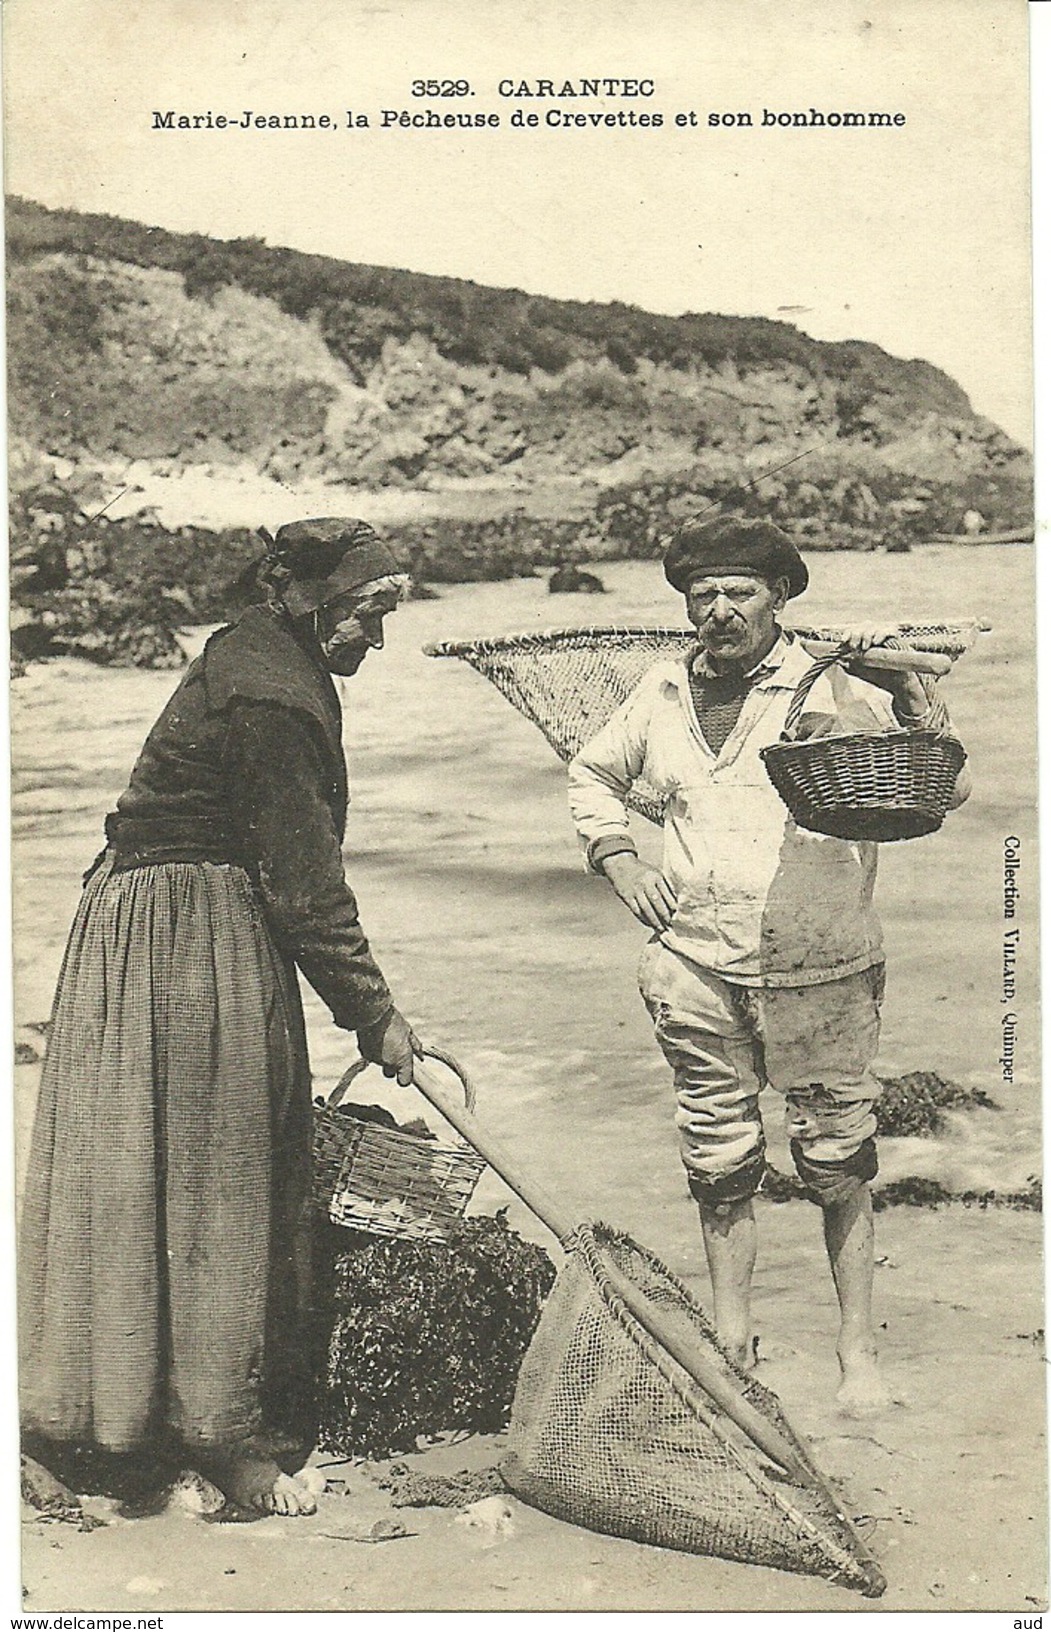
[698,1196,757,1369]
[822,1182,890,1415]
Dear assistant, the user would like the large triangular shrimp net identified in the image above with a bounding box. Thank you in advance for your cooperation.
[502,1223,885,1594]
[427,621,980,823]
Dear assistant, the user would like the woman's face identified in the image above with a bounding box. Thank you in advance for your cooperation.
[314,587,399,675]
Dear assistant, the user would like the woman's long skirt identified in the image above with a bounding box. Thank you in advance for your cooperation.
[18,855,315,1453]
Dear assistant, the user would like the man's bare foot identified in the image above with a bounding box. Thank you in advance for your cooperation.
[194,1441,317,1517]
[718,1332,754,1371]
[728,1334,764,1374]
[836,1348,891,1418]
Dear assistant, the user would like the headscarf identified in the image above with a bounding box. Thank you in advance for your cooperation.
[256,517,404,616]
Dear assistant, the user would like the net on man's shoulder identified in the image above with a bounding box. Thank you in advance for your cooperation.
[427,621,981,825]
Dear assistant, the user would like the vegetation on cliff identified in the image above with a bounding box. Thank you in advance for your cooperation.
[6,195,975,403]
[5,196,1033,666]
[7,195,1027,495]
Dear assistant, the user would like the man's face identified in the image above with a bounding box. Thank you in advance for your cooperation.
[686,572,787,669]
[315,588,399,675]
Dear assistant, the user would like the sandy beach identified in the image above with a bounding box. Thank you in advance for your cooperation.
[17,1203,1047,1614]
[12,545,1046,1613]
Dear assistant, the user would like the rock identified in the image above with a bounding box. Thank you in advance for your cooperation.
[167,1469,226,1516]
[316,1517,413,1544]
[368,1518,411,1541]
[21,1456,82,1523]
[548,564,606,594]
[125,1577,166,1596]
[453,1495,517,1544]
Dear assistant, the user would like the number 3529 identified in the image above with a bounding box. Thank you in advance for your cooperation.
[411,79,472,96]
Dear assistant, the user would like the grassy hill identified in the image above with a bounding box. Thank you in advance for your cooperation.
[5,196,1033,665]
[5,195,974,397]
[6,195,1028,494]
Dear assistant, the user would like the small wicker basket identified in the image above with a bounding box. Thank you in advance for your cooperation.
[760,648,967,843]
[313,1046,486,1241]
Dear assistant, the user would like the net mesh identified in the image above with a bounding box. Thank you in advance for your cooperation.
[502,1223,884,1595]
[428,621,981,824]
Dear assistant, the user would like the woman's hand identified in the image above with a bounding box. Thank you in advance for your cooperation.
[358,1008,423,1086]
[602,853,678,930]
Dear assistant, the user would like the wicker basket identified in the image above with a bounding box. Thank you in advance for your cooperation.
[313,1046,486,1241]
[760,649,967,843]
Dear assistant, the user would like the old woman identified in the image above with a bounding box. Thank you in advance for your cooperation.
[19,517,420,1515]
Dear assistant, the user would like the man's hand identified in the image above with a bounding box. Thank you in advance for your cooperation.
[357,1008,423,1086]
[838,624,932,722]
[603,852,678,930]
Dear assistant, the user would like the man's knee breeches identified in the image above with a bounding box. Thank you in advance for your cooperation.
[638,941,884,1208]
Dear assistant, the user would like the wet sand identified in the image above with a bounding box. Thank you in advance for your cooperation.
[17,1205,1046,1613]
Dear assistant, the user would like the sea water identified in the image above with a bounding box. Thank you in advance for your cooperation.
[10,545,1040,1255]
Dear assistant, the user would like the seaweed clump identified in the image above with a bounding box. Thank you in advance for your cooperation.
[317,1211,555,1460]
[875,1071,999,1138]
[762,1165,1042,1213]
[760,1165,809,1204]
[872,1174,1042,1213]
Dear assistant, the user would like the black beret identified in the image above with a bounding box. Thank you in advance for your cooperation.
[663,515,809,599]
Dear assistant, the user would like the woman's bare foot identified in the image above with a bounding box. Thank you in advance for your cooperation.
[193,1440,317,1517]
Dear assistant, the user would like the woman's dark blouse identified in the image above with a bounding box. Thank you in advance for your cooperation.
[104,604,394,1034]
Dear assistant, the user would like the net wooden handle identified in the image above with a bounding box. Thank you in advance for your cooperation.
[410,1060,814,1485]
[803,641,951,676]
